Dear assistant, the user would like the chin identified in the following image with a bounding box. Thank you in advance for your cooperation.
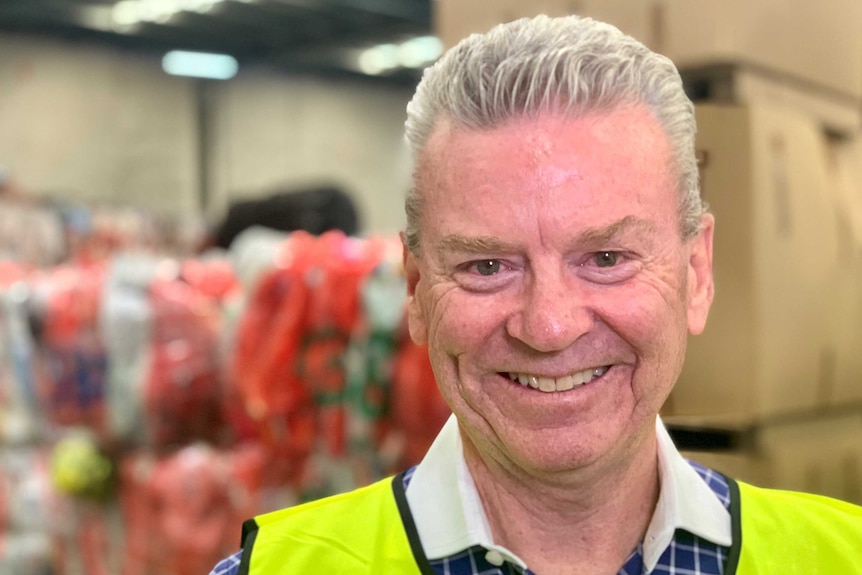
[465,421,612,476]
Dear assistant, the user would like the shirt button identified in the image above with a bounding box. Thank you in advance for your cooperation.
[485,550,505,566]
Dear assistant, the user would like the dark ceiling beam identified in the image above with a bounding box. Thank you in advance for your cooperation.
[0,2,96,27]
[0,0,432,84]
[322,0,428,25]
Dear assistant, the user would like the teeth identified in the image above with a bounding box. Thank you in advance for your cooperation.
[556,375,575,391]
[507,366,610,393]
[537,377,555,392]
[572,370,588,387]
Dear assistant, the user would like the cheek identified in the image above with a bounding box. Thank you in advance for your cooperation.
[604,279,689,363]
[424,291,504,354]
[429,297,483,355]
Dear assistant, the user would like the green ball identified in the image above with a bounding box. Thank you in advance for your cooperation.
[50,436,112,497]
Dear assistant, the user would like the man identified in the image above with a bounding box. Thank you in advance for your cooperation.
[210,14,862,575]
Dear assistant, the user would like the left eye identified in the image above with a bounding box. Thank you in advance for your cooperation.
[474,260,501,276]
[594,252,619,267]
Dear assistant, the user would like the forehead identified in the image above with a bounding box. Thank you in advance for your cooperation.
[415,107,677,238]
[420,106,671,175]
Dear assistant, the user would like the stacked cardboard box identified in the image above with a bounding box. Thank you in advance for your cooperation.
[668,104,842,421]
[666,106,862,420]
[669,106,862,500]
[434,0,655,52]
[434,0,862,134]
[655,0,862,98]
[824,138,862,407]
[682,413,862,505]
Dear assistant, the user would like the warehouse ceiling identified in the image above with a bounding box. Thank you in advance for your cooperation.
[0,0,434,84]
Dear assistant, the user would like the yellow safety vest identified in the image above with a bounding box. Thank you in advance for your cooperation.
[238,473,425,575]
[238,472,862,574]
[731,481,862,574]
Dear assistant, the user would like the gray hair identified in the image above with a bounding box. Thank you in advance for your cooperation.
[403,14,705,255]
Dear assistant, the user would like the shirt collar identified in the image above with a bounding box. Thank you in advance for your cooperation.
[644,417,732,569]
[405,414,732,570]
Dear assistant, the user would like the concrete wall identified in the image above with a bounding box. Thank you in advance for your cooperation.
[0,34,414,234]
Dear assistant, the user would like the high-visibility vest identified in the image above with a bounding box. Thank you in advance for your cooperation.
[731,481,862,574]
[238,472,862,574]
[238,473,424,575]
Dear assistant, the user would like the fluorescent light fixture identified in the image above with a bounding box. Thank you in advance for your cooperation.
[397,36,443,68]
[186,0,221,13]
[112,0,229,30]
[112,0,141,26]
[357,36,443,75]
[140,0,181,22]
[358,43,399,75]
[162,50,238,79]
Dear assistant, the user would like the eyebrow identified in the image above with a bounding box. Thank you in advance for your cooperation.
[576,216,658,246]
[436,235,517,260]
[434,216,657,260]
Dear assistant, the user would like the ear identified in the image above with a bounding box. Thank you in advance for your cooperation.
[401,234,429,345]
[686,213,715,335]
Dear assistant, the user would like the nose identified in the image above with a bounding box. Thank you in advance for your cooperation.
[506,268,593,353]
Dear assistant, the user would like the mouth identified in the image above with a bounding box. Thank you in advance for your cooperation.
[502,366,611,393]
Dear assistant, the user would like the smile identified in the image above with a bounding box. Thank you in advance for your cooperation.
[506,366,610,393]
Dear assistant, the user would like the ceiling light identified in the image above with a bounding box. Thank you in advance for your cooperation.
[162,50,238,80]
[358,43,399,75]
[397,36,443,68]
[193,0,222,12]
[112,1,141,26]
[140,0,181,23]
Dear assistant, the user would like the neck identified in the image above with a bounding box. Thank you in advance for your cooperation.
[463,425,660,575]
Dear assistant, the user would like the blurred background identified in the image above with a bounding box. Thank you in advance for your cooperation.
[0,1,861,573]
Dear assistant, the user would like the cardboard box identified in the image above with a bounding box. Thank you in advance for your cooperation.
[665,104,841,422]
[681,65,861,137]
[823,138,862,406]
[680,413,862,504]
[680,449,767,487]
[434,0,656,50]
[433,1,862,132]
[757,414,862,504]
[657,0,862,100]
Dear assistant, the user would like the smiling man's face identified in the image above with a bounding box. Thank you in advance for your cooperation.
[404,106,714,477]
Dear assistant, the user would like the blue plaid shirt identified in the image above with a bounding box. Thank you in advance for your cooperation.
[207,460,730,575]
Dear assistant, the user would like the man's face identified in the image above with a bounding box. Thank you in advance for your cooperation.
[404,106,714,476]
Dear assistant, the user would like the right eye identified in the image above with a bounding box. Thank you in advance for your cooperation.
[453,258,516,293]
[473,260,502,276]
[593,251,620,268]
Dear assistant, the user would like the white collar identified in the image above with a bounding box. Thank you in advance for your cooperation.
[405,414,732,571]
